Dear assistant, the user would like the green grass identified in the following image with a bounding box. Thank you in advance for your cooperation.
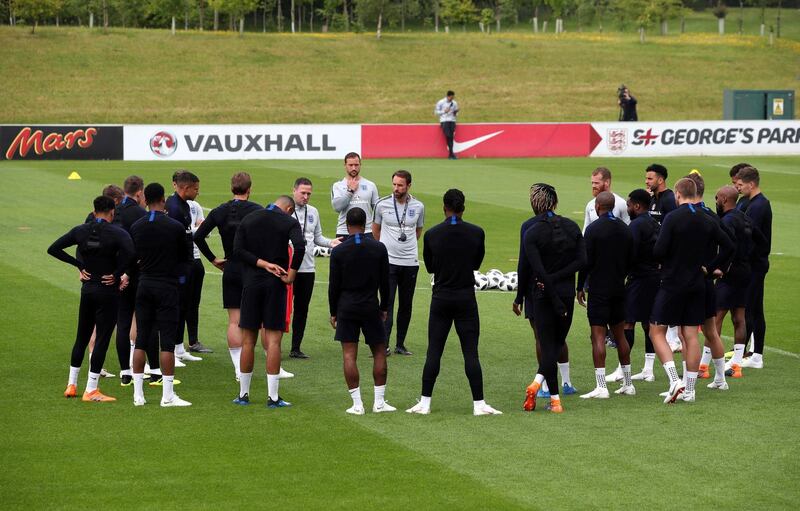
[1,25,797,125]
[1,156,799,509]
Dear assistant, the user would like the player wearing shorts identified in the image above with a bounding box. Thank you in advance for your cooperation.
[649,178,733,404]
[329,208,394,415]
[577,192,634,399]
[130,183,193,407]
[194,172,262,380]
[232,196,304,408]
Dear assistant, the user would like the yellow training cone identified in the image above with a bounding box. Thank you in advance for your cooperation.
[68,171,81,180]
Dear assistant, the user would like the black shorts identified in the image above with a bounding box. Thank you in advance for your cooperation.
[715,278,748,310]
[335,313,387,346]
[134,279,179,353]
[651,287,704,327]
[703,280,716,320]
[624,276,658,323]
[239,280,287,331]
[222,264,243,309]
[587,293,625,327]
[523,289,534,319]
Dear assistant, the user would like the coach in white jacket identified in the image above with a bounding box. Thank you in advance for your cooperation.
[331,152,380,237]
[434,90,459,159]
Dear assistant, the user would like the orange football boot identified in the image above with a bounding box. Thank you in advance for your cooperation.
[64,384,77,398]
[524,381,540,411]
[82,389,117,402]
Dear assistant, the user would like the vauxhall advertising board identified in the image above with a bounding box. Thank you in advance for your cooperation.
[123,125,360,161]
[0,125,124,160]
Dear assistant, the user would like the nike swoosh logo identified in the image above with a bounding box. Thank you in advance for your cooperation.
[452,130,504,153]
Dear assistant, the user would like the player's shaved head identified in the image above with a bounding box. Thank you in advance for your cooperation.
[274,195,295,209]
[718,185,739,203]
[595,191,615,214]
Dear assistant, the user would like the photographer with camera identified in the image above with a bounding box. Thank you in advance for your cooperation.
[618,85,638,122]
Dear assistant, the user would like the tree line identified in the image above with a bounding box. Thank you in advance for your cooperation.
[3,0,792,38]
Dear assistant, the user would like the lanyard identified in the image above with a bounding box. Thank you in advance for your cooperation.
[294,206,308,235]
[393,196,409,230]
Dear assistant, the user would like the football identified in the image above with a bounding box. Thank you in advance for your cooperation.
[487,273,504,289]
[313,246,322,257]
[474,271,490,291]
[499,272,518,291]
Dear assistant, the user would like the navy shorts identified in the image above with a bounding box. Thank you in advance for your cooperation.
[239,280,287,331]
[624,276,659,323]
[587,293,625,327]
[222,264,243,309]
[715,278,748,310]
[651,287,704,327]
[335,313,387,346]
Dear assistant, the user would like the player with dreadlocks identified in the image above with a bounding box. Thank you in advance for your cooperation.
[520,184,586,413]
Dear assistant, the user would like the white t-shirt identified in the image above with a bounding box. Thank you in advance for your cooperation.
[434,97,459,123]
[584,193,630,232]
[373,195,425,266]
[187,200,205,260]
[292,204,334,273]
[331,176,380,236]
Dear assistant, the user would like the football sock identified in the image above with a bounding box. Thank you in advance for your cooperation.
[713,358,726,382]
[534,373,545,386]
[542,380,549,394]
[419,395,432,409]
[267,374,279,401]
[557,362,571,385]
[374,385,386,407]
[86,372,100,393]
[685,371,697,395]
[228,347,242,378]
[595,368,607,389]
[129,342,135,368]
[700,346,712,367]
[643,353,655,373]
[68,366,80,386]
[162,375,174,401]
[239,372,253,398]
[622,364,632,387]
[663,361,680,384]
[175,344,186,357]
[751,353,763,364]
[731,344,745,365]
[349,387,363,408]
[550,394,561,403]
[682,361,687,381]
[473,399,486,411]
[120,369,132,377]
[133,373,145,400]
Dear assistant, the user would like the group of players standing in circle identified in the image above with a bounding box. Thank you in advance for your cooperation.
[49,153,771,414]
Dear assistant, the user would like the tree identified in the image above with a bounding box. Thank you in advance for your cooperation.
[355,0,392,38]
[545,0,566,33]
[479,6,492,31]
[15,0,62,33]
[712,0,727,35]
[494,0,514,32]
[440,0,477,32]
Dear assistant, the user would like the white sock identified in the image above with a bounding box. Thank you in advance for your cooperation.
[557,362,571,385]
[229,347,242,378]
[685,371,697,395]
[129,342,135,368]
[622,365,632,387]
[663,361,680,384]
[267,374,279,401]
[682,361,687,381]
[595,368,607,389]
[534,373,545,386]
[700,346,712,367]
[133,373,145,400]
[643,353,655,373]
[713,358,726,382]
[473,399,486,410]
[150,367,162,376]
[349,387,363,408]
[120,369,132,377]
[550,394,561,403]
[420,395,432,409]
[239,372,253,397]
[731,344,745,365]
[751,353,763,364]
[175,344,186,357]
[374,385,386,407]
[162,375,175,401]
[86,372,100,393]
[542,380,550,393]
[68,366,80,386]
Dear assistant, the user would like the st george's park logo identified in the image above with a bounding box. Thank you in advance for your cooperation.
[150,131,178,157]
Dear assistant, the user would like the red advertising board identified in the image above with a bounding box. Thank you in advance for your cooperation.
[361,123,601,158]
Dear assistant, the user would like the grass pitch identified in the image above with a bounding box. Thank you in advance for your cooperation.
[1,156,798,509]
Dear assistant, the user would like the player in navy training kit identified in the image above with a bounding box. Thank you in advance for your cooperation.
[521,184,586,414]
[49,196,134,402]
[648,178,734,404]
